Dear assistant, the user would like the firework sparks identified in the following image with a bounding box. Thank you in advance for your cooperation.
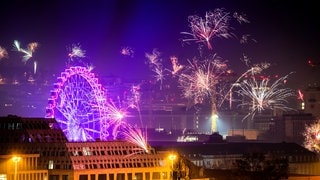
[303,120,320,153]
[297,89,304,102]
[220,64,267,109]
[177,54,229,133]
[86,63,95,72]
[145,48,162,68]
[178,54,228,104]
[0,46,9,59]
[240,34,257,44]
[67,43,86,60]
[181,8,233,50]
[234,73,296,121]
[128,84,144,127]
[120,46,134,57]
[13,40,39,63]
[170,56,184,75]
[33,61,37,74]
[145,49,167,90]
[152,66,165,85]
[120,124,149,154]
[106,100,130,139]
[106,101,127,122]
[233,12,250,24]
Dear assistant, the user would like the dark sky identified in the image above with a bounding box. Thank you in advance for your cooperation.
[1,0,319,89]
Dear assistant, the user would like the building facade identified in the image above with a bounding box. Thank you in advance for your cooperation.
[0,115,178,180]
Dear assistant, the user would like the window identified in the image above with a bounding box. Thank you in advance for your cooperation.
[117,173,125,180]
[98,174,106,180]
[83,147,91,156]
[90,174,96,180]
[79,175,88,180]
[62,175,69,180]
[109,174,114,180]
[152,172,160,180]
[48,160,54,169]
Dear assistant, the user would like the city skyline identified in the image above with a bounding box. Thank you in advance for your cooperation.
[0,0,319,124]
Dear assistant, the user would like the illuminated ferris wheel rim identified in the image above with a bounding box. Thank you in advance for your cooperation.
[46,66,108,118]
[45,65,110,141]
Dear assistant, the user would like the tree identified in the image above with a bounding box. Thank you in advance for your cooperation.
[235,153,288,180]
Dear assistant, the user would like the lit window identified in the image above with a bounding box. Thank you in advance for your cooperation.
[48,160,54,169]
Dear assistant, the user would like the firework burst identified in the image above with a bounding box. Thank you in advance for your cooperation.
[66,43,86,66]
[120,46,134,57]
[145,48,162,68]
[303,120,320,153]
[181,8,234,50]
[12,40,39,63]
[177,54,229,132]
[119,124,150,154]
[178,54,228,105]
[234,72,296,121]
[105,100,130,139]
[145,49,167,90]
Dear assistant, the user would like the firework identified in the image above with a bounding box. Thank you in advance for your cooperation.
[120,46,134,57]
[170,56,184,75]
[86,63,95,71]
[178,54,228,104]
[220,65,266,109]
[13,40,39,63]
[234,73,296,121]
[34,61,37,74]
[27,42,39,52]
[297,89,304,102]
[106,100,128,123]
[0,46,8,59]
[105,100,130,139]
[119,124,149,154]
[177,54,229,132]
[129,84,143,127]
[233,12,250,24]
[181,8,233,50]
[152,66,165,88]
[67,43,86,60]
[145,49,167,90]
[145,48,162,68]
[303,120,320,153]
[240,34,257,44]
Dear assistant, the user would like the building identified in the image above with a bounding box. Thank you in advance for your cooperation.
[0,115,184,180]
[302,85,320,118]
[150,140,320,178]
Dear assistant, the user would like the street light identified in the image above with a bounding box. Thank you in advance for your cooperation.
[12,156,21,180]
[169,153,176,180]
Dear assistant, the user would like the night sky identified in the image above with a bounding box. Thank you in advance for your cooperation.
[1,0,319,89]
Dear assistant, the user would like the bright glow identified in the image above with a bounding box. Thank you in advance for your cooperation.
[211,114,218,132]
[168,153,176,179]
[12,156,21,180]
[12,156,21,163]
[169,154,176,162]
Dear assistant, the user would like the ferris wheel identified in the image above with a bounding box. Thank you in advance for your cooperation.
[46,66,109,141]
